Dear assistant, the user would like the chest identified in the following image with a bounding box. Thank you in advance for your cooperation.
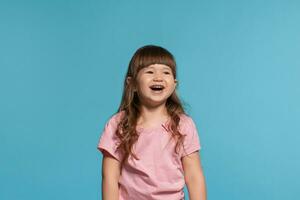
[131,129,182,169]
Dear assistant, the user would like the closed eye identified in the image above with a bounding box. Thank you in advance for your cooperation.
[146,71,154,74]
[164,71,171,75]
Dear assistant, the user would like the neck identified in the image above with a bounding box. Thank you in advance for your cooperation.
[138,103,169,125]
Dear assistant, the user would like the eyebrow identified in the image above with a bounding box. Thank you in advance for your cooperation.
[146,66,172,70]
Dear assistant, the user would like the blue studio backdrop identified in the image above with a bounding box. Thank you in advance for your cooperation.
[1,0,299,199]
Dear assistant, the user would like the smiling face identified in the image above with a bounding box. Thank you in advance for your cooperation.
[134,64,177,108]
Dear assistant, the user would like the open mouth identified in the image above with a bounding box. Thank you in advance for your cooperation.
[149,85,165,91]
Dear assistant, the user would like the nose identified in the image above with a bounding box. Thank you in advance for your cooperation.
[153,71,164,81]
[153,75,163,82]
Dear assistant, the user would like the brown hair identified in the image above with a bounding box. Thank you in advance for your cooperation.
[116,45,186,167]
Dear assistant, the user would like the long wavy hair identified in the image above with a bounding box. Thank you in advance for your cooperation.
[116,45,186,168]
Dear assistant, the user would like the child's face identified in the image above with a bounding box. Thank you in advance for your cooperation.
[135,64,177,107]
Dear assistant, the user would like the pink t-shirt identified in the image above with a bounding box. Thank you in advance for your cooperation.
[97,111,201,200]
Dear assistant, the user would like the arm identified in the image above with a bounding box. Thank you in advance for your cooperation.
[182,151,207,200]
[102,151,121,200]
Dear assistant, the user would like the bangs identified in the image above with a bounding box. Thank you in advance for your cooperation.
[131,45,176,77]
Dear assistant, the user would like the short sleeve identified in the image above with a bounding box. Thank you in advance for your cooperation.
[97,115,123,162]
[180,116,201,158]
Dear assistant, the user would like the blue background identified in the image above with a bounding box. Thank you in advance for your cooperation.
[1,0,299,199]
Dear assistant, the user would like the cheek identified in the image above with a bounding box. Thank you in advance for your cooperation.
[136,78,149,90]
[171,85,176,93]
[167,83,176,94]
[168,79,176,89]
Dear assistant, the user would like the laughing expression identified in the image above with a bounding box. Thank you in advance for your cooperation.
[135,64,177,107]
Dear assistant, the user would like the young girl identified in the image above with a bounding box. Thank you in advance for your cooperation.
[97,45,207,200]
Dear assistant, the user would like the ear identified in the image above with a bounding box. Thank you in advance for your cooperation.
[126,76,137,92]
[126,76,132,85]
[174,79,178,88]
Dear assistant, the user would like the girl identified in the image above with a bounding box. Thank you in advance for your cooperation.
[97,45,207,200]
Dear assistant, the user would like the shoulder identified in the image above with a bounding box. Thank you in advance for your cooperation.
[105,110,125,127]
[179,113,195,126]
[178,113,197,134]
[99,111,125,144]
[178,114,201,156]
[179,113,192,121]
[98,111,125,161]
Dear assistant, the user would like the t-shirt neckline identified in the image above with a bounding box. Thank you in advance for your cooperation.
[136,119,170,133]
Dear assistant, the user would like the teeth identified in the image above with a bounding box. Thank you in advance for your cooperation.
[150,85,164,91]
[150,85,164,89]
